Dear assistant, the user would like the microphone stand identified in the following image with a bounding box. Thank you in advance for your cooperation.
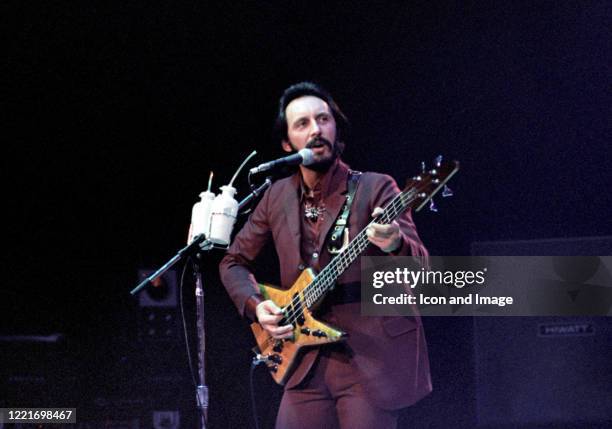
[192,252,209,429]
[130,176,272,429]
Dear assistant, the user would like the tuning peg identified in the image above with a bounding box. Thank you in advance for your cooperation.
[442,185,453,198]
[421,161,426,173]
[429,198,438,212]
[434,155,443,167]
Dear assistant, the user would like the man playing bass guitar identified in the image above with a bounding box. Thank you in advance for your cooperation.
[219,82,432,429]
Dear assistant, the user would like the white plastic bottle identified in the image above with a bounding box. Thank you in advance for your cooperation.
[188,190,215,244]
[208,185,238,246]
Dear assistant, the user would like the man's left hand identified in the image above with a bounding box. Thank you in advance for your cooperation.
[366,207,402,253]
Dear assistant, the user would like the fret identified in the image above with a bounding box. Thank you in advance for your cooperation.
[303,189,417,307]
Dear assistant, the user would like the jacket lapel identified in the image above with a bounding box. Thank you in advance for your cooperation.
[317,161,349,252]
[283,174,302,243]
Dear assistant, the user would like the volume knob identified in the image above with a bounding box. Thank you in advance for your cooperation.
[269,354,282,364]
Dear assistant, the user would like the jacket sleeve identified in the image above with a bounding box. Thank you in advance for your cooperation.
[219,186,272,320]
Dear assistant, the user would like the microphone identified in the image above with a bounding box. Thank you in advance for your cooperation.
[249,148,314,174]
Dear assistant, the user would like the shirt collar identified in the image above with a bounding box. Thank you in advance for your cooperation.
[295,157,350,202]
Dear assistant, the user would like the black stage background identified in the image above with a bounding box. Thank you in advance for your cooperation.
[4,2,611,428]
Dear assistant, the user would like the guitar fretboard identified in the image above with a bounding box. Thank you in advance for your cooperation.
[302,188,418,308]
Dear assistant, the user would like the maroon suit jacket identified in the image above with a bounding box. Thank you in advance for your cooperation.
[219,159,432,409]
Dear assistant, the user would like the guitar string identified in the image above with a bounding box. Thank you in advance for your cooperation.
[303,189,413,305]
[262,185,423,349]
[260,166,455,350]
[303,189,414,308]
[278,187,418,328]
[281,189,414,327]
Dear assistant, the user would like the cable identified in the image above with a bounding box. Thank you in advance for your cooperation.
[240,170,258,216]
[250,357,266,429]
[179,257,201,408]
[229,150,257,187]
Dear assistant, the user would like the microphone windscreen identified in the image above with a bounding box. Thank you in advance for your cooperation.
[299,148,315,166]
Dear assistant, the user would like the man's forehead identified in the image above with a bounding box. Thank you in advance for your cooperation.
[285,95,331,119]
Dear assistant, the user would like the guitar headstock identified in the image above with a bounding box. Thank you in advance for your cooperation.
[404,155,460,212]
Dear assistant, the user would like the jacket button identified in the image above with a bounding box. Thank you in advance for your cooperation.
[298,264,305,271]
[312,252,319,259]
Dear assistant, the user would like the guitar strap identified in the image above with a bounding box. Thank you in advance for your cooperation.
[327,170,361,254]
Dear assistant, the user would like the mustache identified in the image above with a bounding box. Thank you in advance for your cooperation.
[306,137,333,149]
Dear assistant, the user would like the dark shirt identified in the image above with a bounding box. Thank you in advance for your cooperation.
[299,159,338,272]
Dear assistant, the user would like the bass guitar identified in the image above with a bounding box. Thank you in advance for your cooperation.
[251,157,459,384]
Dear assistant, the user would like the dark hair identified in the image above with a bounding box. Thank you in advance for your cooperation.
[274,82,349,147]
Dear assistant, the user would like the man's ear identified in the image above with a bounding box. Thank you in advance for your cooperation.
[281,140,294,153]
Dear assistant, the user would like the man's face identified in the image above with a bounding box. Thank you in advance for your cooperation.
[282,95,337,171]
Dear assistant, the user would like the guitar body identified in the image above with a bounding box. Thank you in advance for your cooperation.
[250,268,347,385]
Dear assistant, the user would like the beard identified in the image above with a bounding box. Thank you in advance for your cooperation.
[300,137,339,172]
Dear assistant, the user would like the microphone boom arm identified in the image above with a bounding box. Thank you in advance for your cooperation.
[239,177,272,210]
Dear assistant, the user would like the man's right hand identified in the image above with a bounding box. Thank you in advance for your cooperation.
[255,300,294,339]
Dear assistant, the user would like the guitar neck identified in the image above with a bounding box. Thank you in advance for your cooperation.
[303,187,418,308]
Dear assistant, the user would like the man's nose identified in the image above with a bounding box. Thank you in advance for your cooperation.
[309,119,322,137]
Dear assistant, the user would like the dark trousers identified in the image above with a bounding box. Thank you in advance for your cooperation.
[275,345,399,429]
